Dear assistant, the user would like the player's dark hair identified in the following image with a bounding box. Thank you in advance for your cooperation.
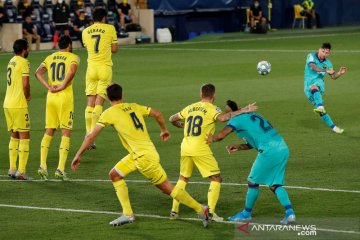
[13,39,28,55]
[321,43,331,50]
[58,35,72,49]
[226,100,238,111]
[93,7,107,22]
[107,83,123,101]
[201,83,215,98]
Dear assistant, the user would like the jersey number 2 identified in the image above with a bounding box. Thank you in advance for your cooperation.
[130,112,144,131]
[250,115,273,132]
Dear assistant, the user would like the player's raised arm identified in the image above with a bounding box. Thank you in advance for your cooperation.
[149,108,170,141]
[216,102,258,122]
[330,67,347,80]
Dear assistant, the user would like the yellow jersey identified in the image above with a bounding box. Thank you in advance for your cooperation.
[82,23,118,66]
[42,51,79,95]
[3,55,30,109]
[97,103,157,159]
[179,101,222,156]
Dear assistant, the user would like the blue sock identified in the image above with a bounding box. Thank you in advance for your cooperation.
[311,89,323,107]
[274,186,294,214]
[320,113,335,128]
[244,184,259,215]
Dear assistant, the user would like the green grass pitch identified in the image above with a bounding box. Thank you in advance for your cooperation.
[0,26,359,240]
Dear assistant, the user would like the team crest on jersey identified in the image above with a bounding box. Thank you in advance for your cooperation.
[323,65,327,69]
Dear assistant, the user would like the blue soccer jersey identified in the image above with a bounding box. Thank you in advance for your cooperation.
[227,113,284,151]
[304,52,333,93]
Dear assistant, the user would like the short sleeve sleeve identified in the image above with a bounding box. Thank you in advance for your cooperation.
[22,60,30,77]
[97,110,111,127]
[135,103,151,117]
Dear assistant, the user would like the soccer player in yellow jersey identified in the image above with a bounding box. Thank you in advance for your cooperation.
[71,83,210,227]
[3,39,31,180]
[82,8,118,149]
[169,83,257,221]
[35,36,79,180]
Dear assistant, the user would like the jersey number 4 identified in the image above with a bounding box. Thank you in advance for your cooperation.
[130,112,144,131]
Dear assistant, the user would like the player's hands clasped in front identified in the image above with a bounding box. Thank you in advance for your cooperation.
[160,130,171,141]
[226,144,239,154]
[71,156,81,171]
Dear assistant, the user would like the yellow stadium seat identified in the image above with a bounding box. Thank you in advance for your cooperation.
[292,4,306,29]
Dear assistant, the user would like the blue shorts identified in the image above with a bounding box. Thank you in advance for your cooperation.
[247,141,289,186]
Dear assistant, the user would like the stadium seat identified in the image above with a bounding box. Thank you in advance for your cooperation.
[16,15,23,23]
[41,14,54,42]
[292,4,306,29]
[94,0,107,9]
[84,0,94,16]
[4,0,17,23]
[31,0,43,23]
[43,0,54,21]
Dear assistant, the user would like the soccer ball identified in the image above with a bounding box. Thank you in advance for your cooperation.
[257,61,271,75]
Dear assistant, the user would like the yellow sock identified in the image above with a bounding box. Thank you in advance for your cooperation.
[113,179,133,216]
[57,136,70,172]
[171,179,187,213]
[170,185,202,214]
[9,137,19,171]
[85,106,94,134]
[40,134,53,169]
[91,105,103,131]
[208,181,221,214]
[18,139,30,174]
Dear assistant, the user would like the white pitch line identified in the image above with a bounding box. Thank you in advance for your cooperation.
[0,204,359,235]
[121,47,360,53]
[123,32,360,46]
[0,176,359,194]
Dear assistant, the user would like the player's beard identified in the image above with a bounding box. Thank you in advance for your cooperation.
[24,50,29,58]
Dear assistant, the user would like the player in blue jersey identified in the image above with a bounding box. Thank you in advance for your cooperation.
[207,100,296,225]
[304,43,347,133]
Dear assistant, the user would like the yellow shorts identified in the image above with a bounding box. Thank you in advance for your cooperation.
[85,64,112,99]
[4,108,30,132]
[180,155,220,178]
[114,151,168,185]
[46,92,74,130]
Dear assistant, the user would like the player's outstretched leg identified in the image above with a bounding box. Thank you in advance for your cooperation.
[160,179,209,227]
[228,183,259,222]
[319,113,344,134]
[271,185,296,225]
